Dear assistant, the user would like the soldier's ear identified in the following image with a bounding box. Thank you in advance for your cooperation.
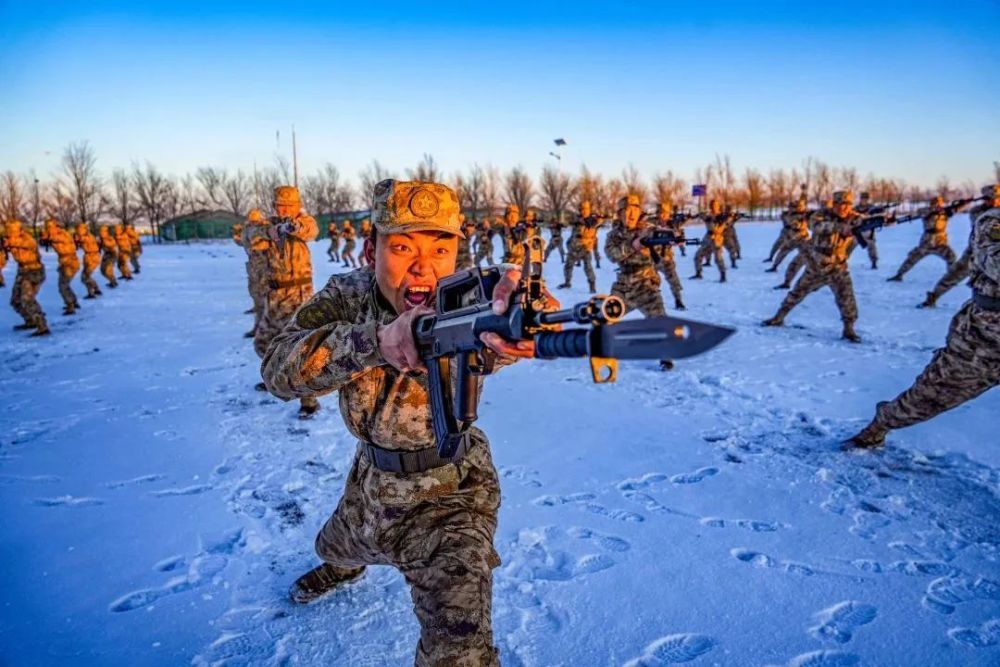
[363,237,376,266]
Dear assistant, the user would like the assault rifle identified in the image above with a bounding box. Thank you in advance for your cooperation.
[941,196,985,216]
[862,201,901,215]
[640,228,702,264]
[852,213,922,248]
[413,235,735,457]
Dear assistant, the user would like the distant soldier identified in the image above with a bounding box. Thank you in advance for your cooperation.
[125,221,142,274]
[853,191,880,269]
[41,219,81,315]
[455,213,476,270]
[770,198,812,290]
[3,219,50,335]
[326,220,341,262]
[648,201,685,310]
[918,198,993,308]
[0,220,7,288]
[605,194,672,369]
[252,186,319,418]
[722,205,742,267]
[691,199,728,282]
[474,216,495,266]
[98,225,119,288]
[544,214,566,263]
[558,200,598,293]
[887,195,958,282]
[113,224,134,281]
[765,201,797,264]
[763,191,861,342]
[340,220,358,268]
[240,209,270,340]
[359,218,373,266]
[671,208,690,257]
[848,184,1000,448]
[500,203,521,264]
[74,223,101,298]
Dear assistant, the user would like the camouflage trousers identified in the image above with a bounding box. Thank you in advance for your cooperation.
[563,244,596,290]
[246,262,267,331]
[610,267,666,317]
[475,239,494,267]
[101,252,118,286]
[327,238,340,262]
[81,255,100,297]
[456,239,473,271]
[693,243,726,280]
[774,265,857,326]
[894,238,956,279]
[544,234,565,262]
[928,246,971,301]
[255,284,317,410]
[118,252,133,279]
[11,268,47,328]
[724,228,741,263]
[783,252,808,287]
[772,234,807,270]
[873,301,999,430]
[768,229,792,261]
[851,233,878,267]
[315,433,501,667]
[593,245,602,269]
[130,248,141,273]
[654,258,683,302]
[58,263,80,309]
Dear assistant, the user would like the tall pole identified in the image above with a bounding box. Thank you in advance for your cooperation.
[32,177,40,235]
[292,125,299,188]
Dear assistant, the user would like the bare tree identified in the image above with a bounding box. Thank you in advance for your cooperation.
[60,141,103,225]
[766,168,790,215]
[221,170,251,215]
[651,171,687,208]
[619,164,647,206]
[1,171,25,221]
[838,167,860,194]
[538,165,577,222]
[994,161,1000,183]
[133,162,171,239]
[596,178,625,217]
[110,169,139,225]
[43,181,78,227]
[358,160,395,207]
[176,174,200,214]
[813,160,833,202]
[934,175,951,200]
[575,165,601,208]
[407,153,440,182]
[274,155,293,185]
[481,165,501,218]
[504,166,533,212]
[743,168,765,216]
[712,154,737,206]
[20,172,44,228]
[195,166,226,209]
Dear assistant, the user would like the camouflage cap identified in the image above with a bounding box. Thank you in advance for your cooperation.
[4,219,22,233]
[617,194,641,210]
[833,191,854,205]
[504,203,520,216]
[981,184,1000,198]
[859,191,871,201]
[371,179,463,237]
[274,185,301,206]
[247,208,266,223]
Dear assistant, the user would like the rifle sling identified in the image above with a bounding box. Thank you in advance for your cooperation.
[973,290,1000,312]
[361,437,472,474]
[268,276,313,290]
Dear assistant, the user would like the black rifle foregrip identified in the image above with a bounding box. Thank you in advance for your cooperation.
[534,329,589,359]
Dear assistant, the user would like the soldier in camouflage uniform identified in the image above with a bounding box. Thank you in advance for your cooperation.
[853,192,880,269]
[74,223,101,298]
[887,195,958,282]
[341,220,358,268]
[849,184,1000,448]
[544,215,566,263]
[499,203,520,264]
[691,199,727,282]
[765,201,797,264]
[770,198,813,290]
[114,224,134,281]
[722,205,741,267]
[0,228,7,289]
[98,225,119,288]
[326,220,341,263]
[917,199,991,308]
[359,219,373,266]
[125,221,142,274]
[263,179,542,667]
[763,191,861,342]
[455,214,477,270]
[4,220,50,336]
[239,209,269,340]
[648,201,685,310]
[558,200,598,292]
[474,216,495,267]
[250,186,319,417]
[605,194,673,369]
[41,219,81,315]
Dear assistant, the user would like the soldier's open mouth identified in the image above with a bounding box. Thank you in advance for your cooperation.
[404,285,434,308]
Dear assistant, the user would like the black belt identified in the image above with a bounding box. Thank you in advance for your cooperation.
[973,290,1000,312]
[269,276,312,290]
[361,438,471,474]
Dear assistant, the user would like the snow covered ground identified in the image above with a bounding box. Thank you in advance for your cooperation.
[1,218,997,667]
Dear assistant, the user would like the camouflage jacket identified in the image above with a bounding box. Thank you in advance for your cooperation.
[263,267,509,451]
[970,206,1000,299]
[41,225,79,268]
[74,230,100,257]
[807,212,857,270]
[99,231,118,255]
[252,213,318,286]
[240,221,271,272]
[699,214,727,248]
[917,209,950,245]
[4,230,42,270]
[605,222,656,273]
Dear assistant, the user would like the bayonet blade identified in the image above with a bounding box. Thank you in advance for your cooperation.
[596,316,735,360]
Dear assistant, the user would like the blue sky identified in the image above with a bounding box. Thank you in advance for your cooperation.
[1,1,998,188]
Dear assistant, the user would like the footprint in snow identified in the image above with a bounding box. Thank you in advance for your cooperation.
[921,574,1000,615]
[670,467,719,485]
[104,473,167,489]
[700,517,781,532]
[565,526,631,552]
[33,495,104,507]
[150,484,213,497]
[948,618,1000,648]
[730,548,818,576]
[767,650,860,667]
[808,601,877,644]
[622,633,717,666]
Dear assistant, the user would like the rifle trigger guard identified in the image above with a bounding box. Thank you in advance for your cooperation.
[589,357,618,384]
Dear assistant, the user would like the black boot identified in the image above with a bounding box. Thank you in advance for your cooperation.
[298,400,320,419]
[773,283,790,290]
[886,275,902,282]
[762,316,784,327]
[659,360,675,371]
[289,564,365,604]
[13,323,34,331]
[588,282,596,295]
[764,266,777,273]
[845,421,888,449]
[674,298,686,311]
[244,330,255,339]
[254,382,267,392]
[557,282,571,289]
[841,323,861,343]
[917,292,937,309]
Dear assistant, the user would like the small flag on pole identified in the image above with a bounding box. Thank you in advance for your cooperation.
[553,138,567,146]
[692,184,707,196]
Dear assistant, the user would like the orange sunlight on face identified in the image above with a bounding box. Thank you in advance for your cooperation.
[372,231,459,315]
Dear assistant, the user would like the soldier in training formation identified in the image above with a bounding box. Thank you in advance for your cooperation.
[647,201,686,310]
[236,208,269,339]
[886,195,958,283]
[558,199,599,293]
[769,197,812,290]
[326,219,341,263]
[340,219,358,268]
[262,179,540,666]
[849,184,1000,448]
[544,214,566,262]
[691,199,728,282]
[853,192,881,269]
[474,215,495,266]
[3,219,50,336]
[455,213,477,270]
[41,219,81,315]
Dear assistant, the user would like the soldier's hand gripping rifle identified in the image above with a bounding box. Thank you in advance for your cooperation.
[864,201,901,215]
[639,228,702,264]
[852,213,922,248]
[942,196,985,216]
[413,235,735,457]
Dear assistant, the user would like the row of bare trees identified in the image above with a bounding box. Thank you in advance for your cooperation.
[3,143,995,237]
